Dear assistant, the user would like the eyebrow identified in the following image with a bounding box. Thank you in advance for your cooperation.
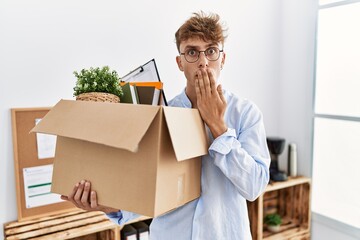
[183,43,218,50]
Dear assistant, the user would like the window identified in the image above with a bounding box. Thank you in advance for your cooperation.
[312,0,360,229]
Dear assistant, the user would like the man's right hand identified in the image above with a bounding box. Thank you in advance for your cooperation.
[60,180,119,214]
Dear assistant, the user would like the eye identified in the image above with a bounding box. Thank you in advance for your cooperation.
[206,47,217,56]
[187,49,198,56]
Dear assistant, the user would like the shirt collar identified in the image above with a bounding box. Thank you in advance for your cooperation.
[179,88,193,108]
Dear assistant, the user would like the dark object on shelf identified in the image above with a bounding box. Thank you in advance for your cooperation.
[132,221,150,239]
[287,143,298,177]
[143,218,153,228]
[267,137,288,181]
[121,224,137,240]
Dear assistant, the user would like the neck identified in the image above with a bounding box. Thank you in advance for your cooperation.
[185,87,197,108]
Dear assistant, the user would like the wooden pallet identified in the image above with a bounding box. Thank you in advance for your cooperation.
[4,210,120,240]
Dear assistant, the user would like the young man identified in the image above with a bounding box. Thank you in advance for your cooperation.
[61,12,270,240]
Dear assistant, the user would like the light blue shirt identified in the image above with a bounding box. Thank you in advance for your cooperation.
[107,89,270,240]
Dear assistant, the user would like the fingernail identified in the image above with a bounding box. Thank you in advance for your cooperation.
[75,183,79,187]
[80,180,85,185]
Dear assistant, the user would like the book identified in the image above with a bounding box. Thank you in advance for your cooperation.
[136,86,161,105]
[120,82,139,104]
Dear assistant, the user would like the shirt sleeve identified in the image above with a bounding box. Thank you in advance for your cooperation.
[209,102,270,201]
[106,210,141,226]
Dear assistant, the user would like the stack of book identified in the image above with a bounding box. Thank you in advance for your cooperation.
[120,81,163,106]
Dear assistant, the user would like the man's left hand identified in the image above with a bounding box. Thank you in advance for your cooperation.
[195,68,227,138]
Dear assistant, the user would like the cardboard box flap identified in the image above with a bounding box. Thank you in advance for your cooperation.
[163,106,208,161]
[31,99,160,152]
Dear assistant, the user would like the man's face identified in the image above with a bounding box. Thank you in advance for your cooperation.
[176,37,226,89]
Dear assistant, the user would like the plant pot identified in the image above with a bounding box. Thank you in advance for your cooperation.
[76,92,120,103]
[267,224,281,233]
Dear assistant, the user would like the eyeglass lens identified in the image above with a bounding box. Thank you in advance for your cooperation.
[183,47,221,63]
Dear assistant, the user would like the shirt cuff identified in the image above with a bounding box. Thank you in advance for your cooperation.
[209,128,238,156]
[106,210,123,225]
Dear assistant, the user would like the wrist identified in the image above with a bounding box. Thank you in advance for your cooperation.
[210,124,227,139]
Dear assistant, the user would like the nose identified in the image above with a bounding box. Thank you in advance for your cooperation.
[197,52,208,68]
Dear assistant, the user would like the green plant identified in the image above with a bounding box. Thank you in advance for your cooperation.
[264,213,282,226]
[73,66,123,97]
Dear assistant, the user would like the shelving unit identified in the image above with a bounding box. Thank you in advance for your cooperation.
[247,176,311,240]
[4,209,150,240]
[4,210,119,240]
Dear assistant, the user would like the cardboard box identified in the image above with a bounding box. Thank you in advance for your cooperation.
[31,100,208,217]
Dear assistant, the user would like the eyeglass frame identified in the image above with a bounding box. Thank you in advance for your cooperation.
[179,47,224,63]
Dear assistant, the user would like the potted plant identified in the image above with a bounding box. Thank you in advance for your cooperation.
[73,66,123,103]
[264,213,282,233]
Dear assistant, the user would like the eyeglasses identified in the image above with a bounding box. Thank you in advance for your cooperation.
[180,47,223,63]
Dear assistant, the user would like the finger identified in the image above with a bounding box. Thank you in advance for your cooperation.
[207,69,217,95]
[201,69,211,96]
[197,70,205,96]
[90,191,98,209]
[74,180,85,206]
[60,195,68,201]
[67,182,80,208]
[80,181,91,208]
[68,182,80,199]
[217,84,226,104]
[195,75,202,101]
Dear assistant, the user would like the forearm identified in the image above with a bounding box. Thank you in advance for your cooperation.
[209,128,270,201]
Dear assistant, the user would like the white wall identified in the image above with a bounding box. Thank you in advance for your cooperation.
[1,0,349,239]
[0,0,282,237]
[278,0,317,178]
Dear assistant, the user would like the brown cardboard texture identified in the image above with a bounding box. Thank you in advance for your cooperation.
[31,99,208,217]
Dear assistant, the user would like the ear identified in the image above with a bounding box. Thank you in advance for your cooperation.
[176,56,184,72]
[221,52,226,69]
